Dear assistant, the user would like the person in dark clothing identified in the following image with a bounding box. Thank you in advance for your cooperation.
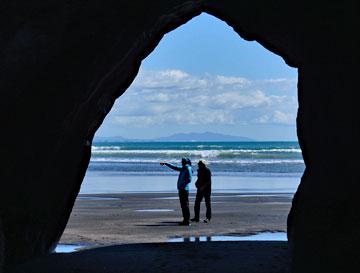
[191,160,212,223]
[160,158,193,226]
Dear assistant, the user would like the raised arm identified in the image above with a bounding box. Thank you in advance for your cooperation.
[160,162,182,171]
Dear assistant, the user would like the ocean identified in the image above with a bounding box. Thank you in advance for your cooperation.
[80,141,304,194]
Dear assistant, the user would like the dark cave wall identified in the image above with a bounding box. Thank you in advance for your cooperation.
[290,62,360,271]
[0,0,205,266]
[0,0,358,272]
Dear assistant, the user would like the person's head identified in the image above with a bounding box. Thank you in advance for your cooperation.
[198,160,207,169]
[181,157,187,166]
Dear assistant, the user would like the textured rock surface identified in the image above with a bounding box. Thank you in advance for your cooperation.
[0,219,3,273]
[0,0,358,272]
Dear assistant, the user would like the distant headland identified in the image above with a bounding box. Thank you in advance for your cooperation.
[94,132,254,142]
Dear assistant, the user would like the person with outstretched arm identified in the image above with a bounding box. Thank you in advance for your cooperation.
[160,158,193,226]
[191,160,212,223]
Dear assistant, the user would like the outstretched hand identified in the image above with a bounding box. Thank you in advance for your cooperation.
[160,162,165,166]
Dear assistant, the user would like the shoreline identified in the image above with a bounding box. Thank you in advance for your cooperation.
[79,173,300,194]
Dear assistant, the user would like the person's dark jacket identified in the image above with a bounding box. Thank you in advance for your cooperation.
[195,166,211,192]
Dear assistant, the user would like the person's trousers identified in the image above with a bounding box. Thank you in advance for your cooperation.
[194,189,211,220]
[178,189,190,222]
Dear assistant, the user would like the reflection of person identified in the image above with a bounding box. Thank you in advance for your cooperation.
[160,158,193,225]
[191,160,212,223]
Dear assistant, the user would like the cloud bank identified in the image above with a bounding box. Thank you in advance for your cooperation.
[107,69,298,128]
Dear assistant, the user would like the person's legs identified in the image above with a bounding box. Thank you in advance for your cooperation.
[178,189,190,223]
[183,190,190,222]
[178,190,184,219]
[204,190,211,221]
[193,190,204,221]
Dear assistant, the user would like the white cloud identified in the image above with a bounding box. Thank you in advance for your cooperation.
[263,78,289,83]
[215,75,250,86]
[212,90,272,109]
[148,104,174,114]
[144,92,172,102]
[256,114,270,123]
[254,78,298,92]
[272,110,295,124]
[114,116,160,126]
[160,69,189,80]
[110,69,297,127]
[255,110,295,125]
[131,69,208,91]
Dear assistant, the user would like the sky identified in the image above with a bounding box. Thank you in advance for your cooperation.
[95,13,298,141]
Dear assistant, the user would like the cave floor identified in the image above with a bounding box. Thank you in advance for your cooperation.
[9,241,290,273]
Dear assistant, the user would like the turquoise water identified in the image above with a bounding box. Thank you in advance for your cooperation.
[80,141,303,194]
[55,244,85,253]
[90,141,304,176]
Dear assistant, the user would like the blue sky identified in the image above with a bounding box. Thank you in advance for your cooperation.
[96,13,298,141]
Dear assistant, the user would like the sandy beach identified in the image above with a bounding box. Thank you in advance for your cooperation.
[9,192,292,273]
[60,192,291,246]
[12,165,297,272]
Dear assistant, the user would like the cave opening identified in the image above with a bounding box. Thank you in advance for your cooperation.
[58,12,302,251]
[2,1,355,272]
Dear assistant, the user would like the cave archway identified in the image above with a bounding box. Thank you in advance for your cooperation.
[60,12,301,248]
[1,1,354,272]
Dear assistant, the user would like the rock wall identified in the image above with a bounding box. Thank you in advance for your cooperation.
[0,0,358,272]
[0,218,3,273]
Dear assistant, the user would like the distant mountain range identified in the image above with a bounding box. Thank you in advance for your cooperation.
[94,132,254,142]
[94,136,128,142]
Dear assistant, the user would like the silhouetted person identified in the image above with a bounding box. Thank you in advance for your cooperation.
[191,160,212,223]
[160,158,192,225]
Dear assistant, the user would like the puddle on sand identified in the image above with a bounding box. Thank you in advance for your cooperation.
[135,209,174,212]
[54,244,85,253]
[168,232,287,242]
[55,232,287,253]
[155,194,293,200]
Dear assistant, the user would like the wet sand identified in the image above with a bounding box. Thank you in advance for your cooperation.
[60,192,292,246]
[10,192,292,273]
